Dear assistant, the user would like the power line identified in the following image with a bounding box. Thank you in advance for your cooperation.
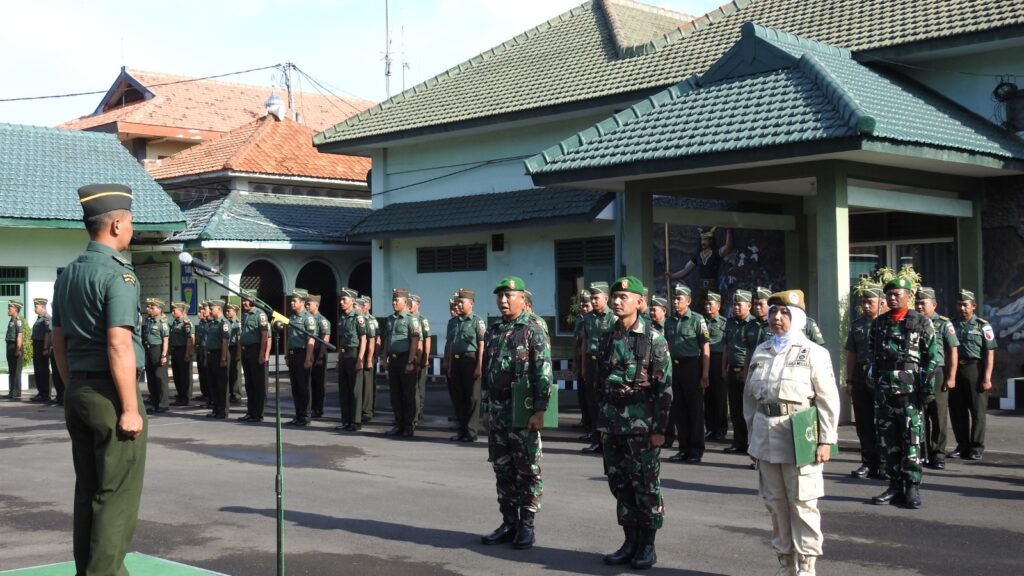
[292,66,365,117]
[372,155,530,197]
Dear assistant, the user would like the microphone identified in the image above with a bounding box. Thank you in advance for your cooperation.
[178,251,219,274]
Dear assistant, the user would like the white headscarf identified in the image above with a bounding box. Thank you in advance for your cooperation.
[771,304,807,352]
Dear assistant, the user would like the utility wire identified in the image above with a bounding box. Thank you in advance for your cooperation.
[372,155,531,197]
[292,66,366,116]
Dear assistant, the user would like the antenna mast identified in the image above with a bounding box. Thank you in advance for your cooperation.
[384,0,393,97]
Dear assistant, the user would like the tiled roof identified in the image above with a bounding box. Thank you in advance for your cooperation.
[60,68,375,134]
[172,191,370,243]
[346,188,613,239]
[0,123,184,229]
[315,0,1024,146]
[148,116,370,182]
[525,23,1024,176]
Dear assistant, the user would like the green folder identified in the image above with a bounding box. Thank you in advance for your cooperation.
[791,406,838,467]
[512,380,559,429]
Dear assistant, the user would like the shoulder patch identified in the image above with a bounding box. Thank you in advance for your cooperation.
[947,324,955,336]
[122,273,136,285]
[259,313,268,327]
[982,324,995,341]
[357,316,366,326]
[222,323,229,333]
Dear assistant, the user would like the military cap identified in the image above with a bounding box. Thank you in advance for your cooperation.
[355,297,368,307]
[449,291,460,306]
[672,283,691,297]
[768,289,805,311]
[208,299,225,309]
[755,286,772,300]
[958,289,977,302]
[457,288,476,300]
[650,295,669,309]
[494,276,526,293]
[363,296,372,306]
[392,288,409,299]
[523,289,534,302]
[200,300,210,308]
[307,294,322,304]
[706,291,722,303]
[32,298,48,306]
[884,277,914,292]
[225,302,239,312]
[240,290,256,302]
[171,301,188,310]
[915,287,937,301]
[78,183,132,219]
[289,288,309,300]
[409,293,422,303]
[578,289,591,304]
[862,284,883,299]
[642,287,650,298]
[589,281,610,295]
[7,299,23,310]
[612,275,645,295]
[733,289,752,303]
[145,297,166,309]
[340,287,359,299]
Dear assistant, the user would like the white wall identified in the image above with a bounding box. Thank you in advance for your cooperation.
[0,227,90,325]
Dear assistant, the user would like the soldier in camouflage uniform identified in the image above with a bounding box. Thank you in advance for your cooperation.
[480,276,552,550]
[597,276,672,569]
[845,284,885,479]
[915,287,958,469]
[869,277,938,509]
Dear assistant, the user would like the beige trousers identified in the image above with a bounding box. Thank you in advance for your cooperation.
[758,461,823,556]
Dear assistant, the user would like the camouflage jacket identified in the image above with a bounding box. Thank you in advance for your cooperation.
[482,310,553,428]
[596,316,673,436]
[868,309,939,395]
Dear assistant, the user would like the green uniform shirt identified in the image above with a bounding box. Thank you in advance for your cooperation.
[336,309,366,352]
[239,309,269,346]
[384,311,421,354]
[583,307,616,356]
[225,317,241,346]
[313,312,331,351]
[805,316,826,345]
[6,316,24,342]
[365,315,379,339]
[143,315,170,347]
[954,315,997,360]
[31,313,50,341]
[52,240,144,371]
[287,310,317,350]
[744,317,770,353]
[664,308,710,359]
[448,313,486,355]
[482,310,553,427]
[205,317,228,350]
[723,314,755,367]
[705,313,726,353]
[927,312,959,367]
[845,315,873,360]
[168,316,193,347]
[196,318,208,349]
[596,316,673,435]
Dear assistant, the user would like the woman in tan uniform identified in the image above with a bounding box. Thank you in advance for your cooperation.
[743,290,839,576]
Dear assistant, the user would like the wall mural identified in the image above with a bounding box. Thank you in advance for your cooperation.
[982,181,1024,398]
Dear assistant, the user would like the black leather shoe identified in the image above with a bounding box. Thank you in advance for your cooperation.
[460,434,477,443]
[968,448,983,461]
[512,510,535,549]
[450,433,464,441]
[631,528,657,569]
[851,465,871,478]
[29,395,45,402]
[576,433,593,442]
[948,447,964,459]
[145,407,157,415]
[582,442,602,454]
[481,518,517,545]
[904,482,922,509]
[874,468,890,481]
[930,458,946,470]
[402,428,415,437]
[872,480,903,505]
[237,415,251,421]
[248,417,263,423]
[684,455,702,464]
[230,396,241,405]
[667,452,687,462]
[724,445,747,454]
[385,427,402,436]
[704,431,715,439]
[603,526,638,565]
[214,413,227,419]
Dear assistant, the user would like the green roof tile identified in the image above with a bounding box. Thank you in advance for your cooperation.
[315,0,1024,148]
[173,192,370,243]
[526,22,1024,176]
[346,188,613,239]
[0,123,184,230]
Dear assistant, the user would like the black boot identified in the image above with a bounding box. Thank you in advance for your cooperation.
[904,481,922,509]
[512,509,535,549]
[631,528,657,569]
[602,526,638,565]
[871,479,903,505]
[481,506,517,545]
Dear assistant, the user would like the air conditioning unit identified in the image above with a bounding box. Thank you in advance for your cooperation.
[191,250,220,268]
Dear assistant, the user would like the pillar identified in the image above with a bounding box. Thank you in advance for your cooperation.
[619,188,654,288]
[957,189,984,309]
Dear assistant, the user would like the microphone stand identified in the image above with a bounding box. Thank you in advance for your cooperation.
[189,266,336,576]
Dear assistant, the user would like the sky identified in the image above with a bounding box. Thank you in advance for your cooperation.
[0,0,726,127]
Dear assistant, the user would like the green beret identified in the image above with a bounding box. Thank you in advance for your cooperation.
[392,288,409,299]
[78,183,132,219]
[589,281,609,295]
[733,289,752,303]
[755,286,772,300]
[611,275,644,295]
[8,299,23,310]
[650,295,669,309]
[884,277,914,292]
[915,287,936,301]
[706,291,722,302]
[862,285,883,299]
[494,276,526,293]
[958,289,976,302]
[672,283,691,297]
[768,289,805,311]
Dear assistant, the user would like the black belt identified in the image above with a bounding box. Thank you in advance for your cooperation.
[453,353,475,359]
[673,357,699,364]
[288,348,305,354]
[959,358,979,365]
[70,370,112,380]
[758,402,805,417]
[730,366,744,373]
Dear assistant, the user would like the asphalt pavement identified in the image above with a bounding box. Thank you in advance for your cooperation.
[2,377,1023,575]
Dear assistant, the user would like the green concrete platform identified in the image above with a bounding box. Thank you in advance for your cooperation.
[1,553,227,575]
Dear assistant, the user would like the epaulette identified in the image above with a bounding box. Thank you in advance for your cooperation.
[112,254,133,269]
[939,315,950,322]
[977,318,989,325]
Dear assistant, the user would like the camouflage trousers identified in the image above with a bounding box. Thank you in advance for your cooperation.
[875,391,923,484]
[488,424,543,512]
[602,433,664,529]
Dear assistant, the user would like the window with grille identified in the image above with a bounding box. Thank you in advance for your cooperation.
[554,237,614,334]
[417,244,487,273]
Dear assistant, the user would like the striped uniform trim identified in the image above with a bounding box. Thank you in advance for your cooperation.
[79,191,133,204]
